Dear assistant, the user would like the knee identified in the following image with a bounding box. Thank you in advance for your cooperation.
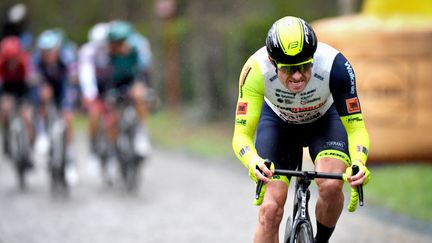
[258,200,284,231]
[317,179,343,201]
[130,83,146,102]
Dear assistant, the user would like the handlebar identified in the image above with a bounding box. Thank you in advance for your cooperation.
[273,169,344,180]
[255,161,364,209]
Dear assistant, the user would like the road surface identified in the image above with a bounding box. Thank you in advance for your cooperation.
[1,134,431,243]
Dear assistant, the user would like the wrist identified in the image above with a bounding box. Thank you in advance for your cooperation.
[352,159,365,166]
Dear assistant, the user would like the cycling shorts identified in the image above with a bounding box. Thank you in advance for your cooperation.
[1,81,29,98]
[255,102,350,181]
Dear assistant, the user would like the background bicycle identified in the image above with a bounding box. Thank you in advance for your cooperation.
[94,88,151,193]
[33,101,70,196]
[6,98,34,190]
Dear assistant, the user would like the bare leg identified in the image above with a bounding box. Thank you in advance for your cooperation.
[314,158,346,241]
[254,181,288,243]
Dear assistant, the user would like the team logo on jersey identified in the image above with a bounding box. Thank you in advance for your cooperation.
[239,146,250,158]
[346,97,360,113]
[236,102,248,115]
[357,145,369,156]
[313,73,324,81]
[288,101,325,113]
[236,118,247,126]
[344,61,356,94]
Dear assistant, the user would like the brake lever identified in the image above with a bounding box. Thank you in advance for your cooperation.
[255,160,272,199]
[351,164,364,206]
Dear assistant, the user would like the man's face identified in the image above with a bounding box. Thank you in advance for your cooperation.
[276,62,313,93]
[109,40,129,56]
[41,48,59,65]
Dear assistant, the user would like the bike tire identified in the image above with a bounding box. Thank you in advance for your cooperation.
[283,216,292,243]
[294,222,314,243]
[49,118,68,196]
[10,117,31,190]
[17,161,27,190]
[126,157,142,193]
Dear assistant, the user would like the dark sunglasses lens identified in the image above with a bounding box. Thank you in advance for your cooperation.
[278,63,312,74]
[290,63,312,73]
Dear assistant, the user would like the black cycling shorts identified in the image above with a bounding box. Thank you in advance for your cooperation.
[255,101,350,172]
[2,81,28,98]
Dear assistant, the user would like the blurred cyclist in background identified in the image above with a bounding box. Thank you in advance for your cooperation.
[79,22,110,160]
[31,28,79,184]
[79,20,155,162]
[0,36,33,157]
[1,3,33,51]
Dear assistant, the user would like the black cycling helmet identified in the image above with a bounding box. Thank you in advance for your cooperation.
[266,16,318,65]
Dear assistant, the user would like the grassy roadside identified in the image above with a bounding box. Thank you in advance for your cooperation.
[148,110,234,158]
[366,163,432,223]
[148,110,432,223]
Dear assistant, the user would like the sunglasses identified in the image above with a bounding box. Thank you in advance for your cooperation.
[276,60,313,75]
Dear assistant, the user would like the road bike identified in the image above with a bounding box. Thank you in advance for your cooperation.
[256,161,364,243]
[116,95,148,192]
[7,101,33,190]
[35,103,69,196]
[95,89,151,193]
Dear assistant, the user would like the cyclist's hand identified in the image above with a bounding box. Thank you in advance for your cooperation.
[344,160,371,188]
[248,156,273,183]
[249,157,274,206]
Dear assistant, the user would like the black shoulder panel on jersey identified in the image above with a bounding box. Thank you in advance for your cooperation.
[329,53,361,116]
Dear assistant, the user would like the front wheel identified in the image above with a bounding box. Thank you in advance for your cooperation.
[294,222,314,243]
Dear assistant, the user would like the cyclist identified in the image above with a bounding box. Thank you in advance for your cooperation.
[106,20,153,124]
[78,22,110,160]
[0,36,33,158]
[31,28,79,184]
[232,16,371,243]
[1,3,33,51]
[79,20,154,161]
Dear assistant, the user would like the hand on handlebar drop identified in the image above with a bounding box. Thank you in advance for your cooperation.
[250,157,274,206]
[344,160,371,188]
[343,161,370,212]
[248,156,274,183]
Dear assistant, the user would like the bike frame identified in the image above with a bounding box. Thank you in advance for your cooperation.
[285,162,315,243]
[96,91,144,192]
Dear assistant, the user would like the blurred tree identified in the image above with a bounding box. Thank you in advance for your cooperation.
[0,0,353,122]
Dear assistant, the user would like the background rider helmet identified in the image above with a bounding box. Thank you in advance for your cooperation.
[88,22,109,44]
[0,36,22,59]
[7,3,27,24]
[36,30,62,64]
[36,30,62,51]
[107,20,132,55]
[265,16,317,68]
[107,20,132,42]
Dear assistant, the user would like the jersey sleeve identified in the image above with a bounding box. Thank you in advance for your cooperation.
[329,53,370,165]
[78,44,99,100]
[232,57,265,168]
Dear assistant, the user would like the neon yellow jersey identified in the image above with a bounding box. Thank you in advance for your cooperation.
[232,42,370,168]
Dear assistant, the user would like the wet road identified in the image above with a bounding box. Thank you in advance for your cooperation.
[1,134,431,243]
